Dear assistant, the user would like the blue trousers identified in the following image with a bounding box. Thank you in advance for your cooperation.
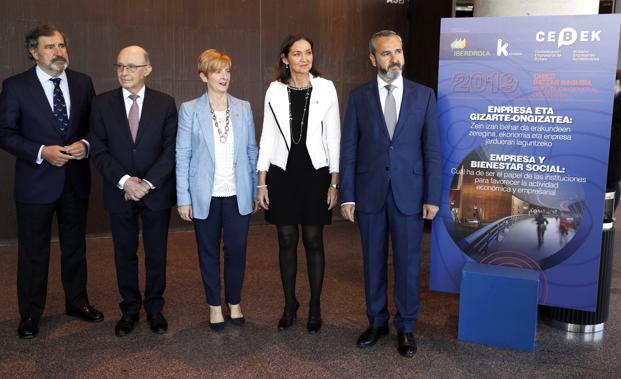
[357,189,424,333]
[193,196,250,306]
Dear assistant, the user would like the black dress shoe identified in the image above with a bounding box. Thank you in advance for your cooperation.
[115,313,139,337]
[17,317,39,339]
[277,302,300,331]
[147,312,168,334]
[357,325,389,348]
[226,304,245,326]
[397,332,417,358]
[66,304,104,323]
[307,315,322,334]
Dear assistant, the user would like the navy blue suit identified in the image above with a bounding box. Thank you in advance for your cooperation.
[340,78,441,332]
[0,66,95,320]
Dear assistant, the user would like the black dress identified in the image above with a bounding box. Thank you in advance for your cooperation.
[265,86,332,225]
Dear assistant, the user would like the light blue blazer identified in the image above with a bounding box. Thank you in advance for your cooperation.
[176,92,258,219]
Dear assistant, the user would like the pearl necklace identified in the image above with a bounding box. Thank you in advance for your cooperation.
[209,102,230,143]
[287,86,311,145]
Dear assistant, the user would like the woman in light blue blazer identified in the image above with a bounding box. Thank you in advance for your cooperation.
[176,49,258,331]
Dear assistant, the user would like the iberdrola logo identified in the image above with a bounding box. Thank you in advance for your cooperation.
[450,38,467,49]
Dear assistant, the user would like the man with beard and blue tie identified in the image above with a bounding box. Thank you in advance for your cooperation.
[0,25,103,339]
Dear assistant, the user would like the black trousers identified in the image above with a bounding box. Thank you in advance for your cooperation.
[109,203,170,316]
[16,182,89,321]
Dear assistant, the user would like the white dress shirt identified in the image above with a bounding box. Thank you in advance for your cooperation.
[122,86,145,118]
[377,74,403,120]
[35,66,91,164]
[117,86,154,190]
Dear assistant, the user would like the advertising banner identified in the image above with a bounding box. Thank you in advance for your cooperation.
[430,15,621,311]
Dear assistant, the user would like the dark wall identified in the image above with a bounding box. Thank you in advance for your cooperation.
[0,0,420,242]
[406,0,454,90]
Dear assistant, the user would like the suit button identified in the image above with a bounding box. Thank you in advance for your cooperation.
[389,146,394,150]
[385,167,390,171]
[132,149,136,153]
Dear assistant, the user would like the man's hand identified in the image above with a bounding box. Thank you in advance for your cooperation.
[123,177,150,201]
[42,145,72,167]
[177,205,193,221]
[64,141,87,160]
[422,204,439,220]
[341,203,356,222]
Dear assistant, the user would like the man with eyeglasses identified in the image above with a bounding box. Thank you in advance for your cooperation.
[90,45,178,337]
[0,24,104,339]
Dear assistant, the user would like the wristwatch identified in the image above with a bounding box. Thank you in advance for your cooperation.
[330,183,339,189]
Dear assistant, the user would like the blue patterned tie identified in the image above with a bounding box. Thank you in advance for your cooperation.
[50,78,69,136]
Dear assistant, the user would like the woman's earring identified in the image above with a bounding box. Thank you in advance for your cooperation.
[285,64,289,69]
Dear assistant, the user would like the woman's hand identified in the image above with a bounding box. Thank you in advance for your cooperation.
[327,187,338,210]
[252,198,261,213]
[257,187,270,210]
[178,205,193,222]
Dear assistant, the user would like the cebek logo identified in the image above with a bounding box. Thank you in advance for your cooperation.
[535,27,601,48]
[450,38,467,49]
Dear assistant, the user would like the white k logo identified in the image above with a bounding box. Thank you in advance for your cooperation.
[497,39,509,56]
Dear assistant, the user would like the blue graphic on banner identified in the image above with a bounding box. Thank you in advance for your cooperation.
[430,15,621,311]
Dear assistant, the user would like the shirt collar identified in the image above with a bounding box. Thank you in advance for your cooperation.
[377,74,403,90]
[122,86,146,99]
[36,65,68,84]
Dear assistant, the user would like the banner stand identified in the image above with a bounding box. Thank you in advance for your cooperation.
[540,191,616,333]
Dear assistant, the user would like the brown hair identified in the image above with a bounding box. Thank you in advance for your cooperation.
[275,33,321,83]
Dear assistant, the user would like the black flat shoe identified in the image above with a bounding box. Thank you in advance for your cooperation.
[277,302,300,331]
[226,304,245,326]
[307,315,322,334]
[66,304,104,323]
[17,317,39,339]
[147,312,168,334]
[357,325,389,348]
[115,313,139,337]
[208,320,225,332]
[397,332,417,357]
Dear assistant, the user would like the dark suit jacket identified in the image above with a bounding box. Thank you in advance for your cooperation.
[607,94,621,187]
[89,87,178,213]
[340,78,442,215]
[0,66,94,203]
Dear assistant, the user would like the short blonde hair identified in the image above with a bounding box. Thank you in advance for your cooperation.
[197,49,231,75]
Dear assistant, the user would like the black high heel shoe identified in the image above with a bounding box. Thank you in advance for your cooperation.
[226,303,245,326]
[307,315,322,334]
[208,306,225,332]
[278,302,300,331]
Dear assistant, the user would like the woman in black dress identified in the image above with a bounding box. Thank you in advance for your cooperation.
[257,33,341,333]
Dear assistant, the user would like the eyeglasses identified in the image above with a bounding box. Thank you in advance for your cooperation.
[113,64,148,73]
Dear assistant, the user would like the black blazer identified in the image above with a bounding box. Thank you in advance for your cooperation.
[0,66,94,203]
[89,87,178,213]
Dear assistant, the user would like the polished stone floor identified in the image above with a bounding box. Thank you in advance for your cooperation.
[0,219,619,378]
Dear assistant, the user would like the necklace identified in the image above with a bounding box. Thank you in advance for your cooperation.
[287,86,311,145]
[209,101,230,143]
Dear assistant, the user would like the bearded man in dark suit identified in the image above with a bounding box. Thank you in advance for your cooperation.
[0,24,104,339]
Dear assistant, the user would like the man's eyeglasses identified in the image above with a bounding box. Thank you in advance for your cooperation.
[113,64,148,73]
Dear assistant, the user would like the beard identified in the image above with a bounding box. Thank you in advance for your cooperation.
[48,56,69,74]
[378,61,403,82]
